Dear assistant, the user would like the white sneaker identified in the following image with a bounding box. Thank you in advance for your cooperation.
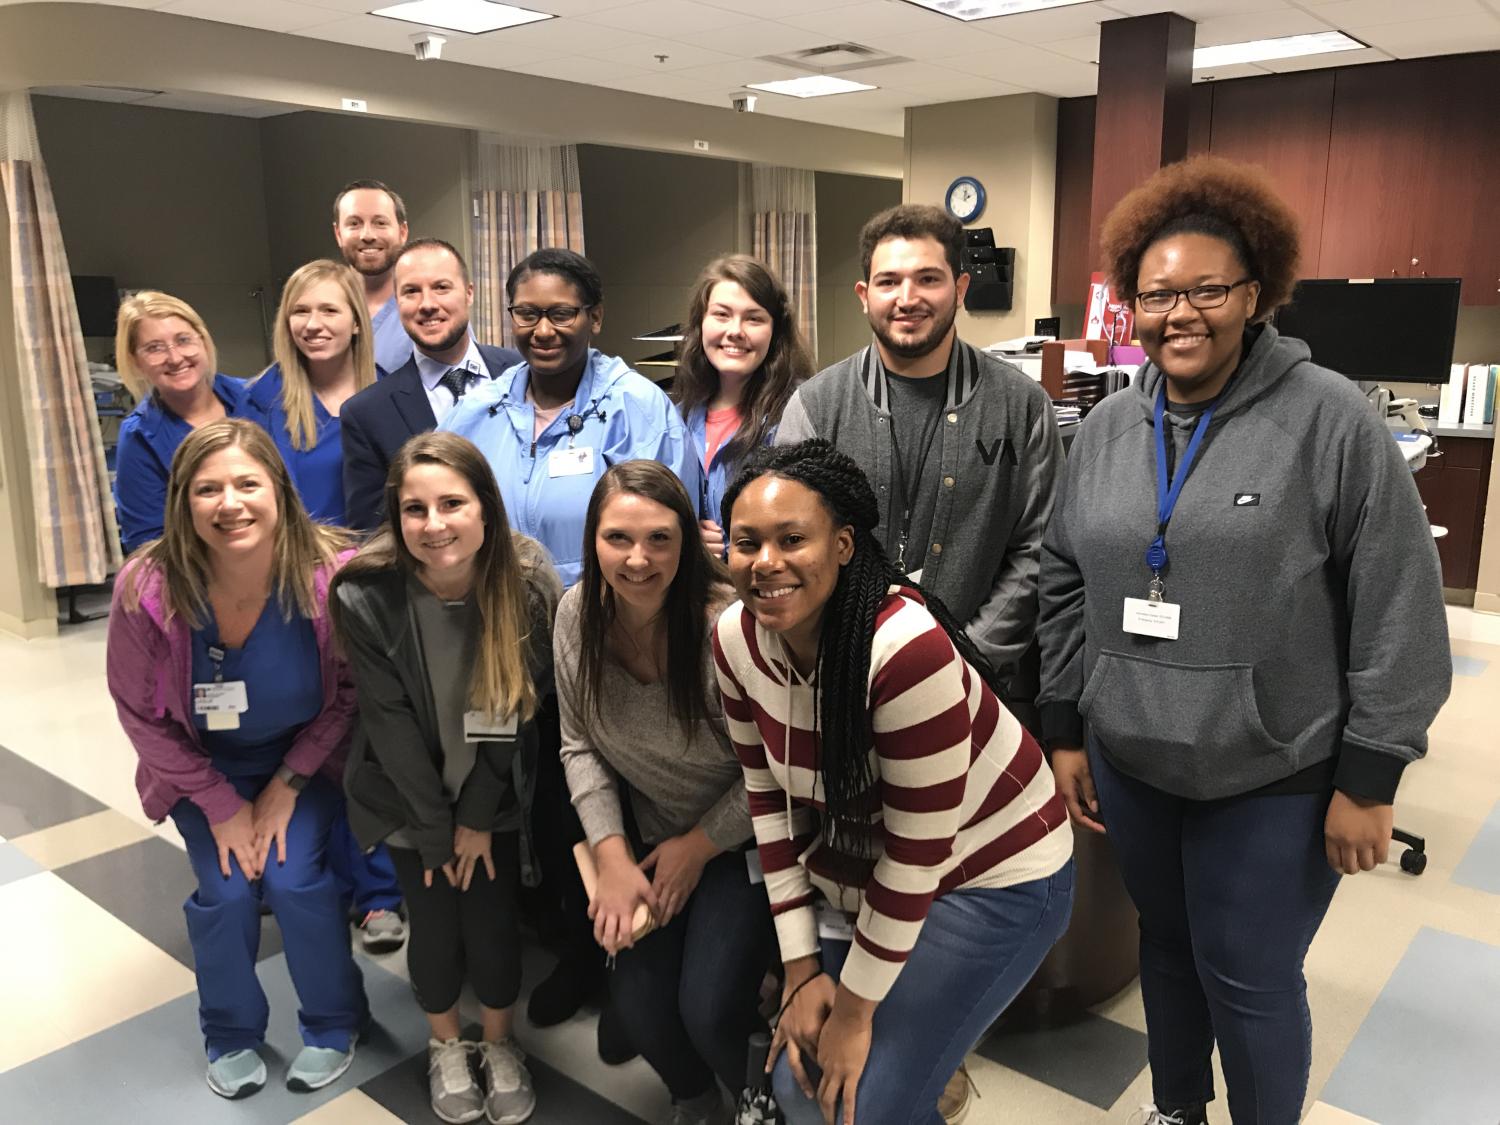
[428,1038,483,1124]
[477,1038,536,1124]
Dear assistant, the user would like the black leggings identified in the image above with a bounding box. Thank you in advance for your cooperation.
[388,833,522,1013]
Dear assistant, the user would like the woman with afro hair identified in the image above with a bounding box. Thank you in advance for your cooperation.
[1037,155,1450,1123]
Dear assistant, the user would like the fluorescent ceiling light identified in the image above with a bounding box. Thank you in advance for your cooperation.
[369,0,552,35]
[746,75,877,99]
[898,0,1095,21]
[1194,31,1364,69]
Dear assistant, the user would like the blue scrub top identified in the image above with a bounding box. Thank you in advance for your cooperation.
[441,349,701,587]
[371,296,414,375]
[192,599,321,780]
[244,363,376,526]
[685,403,783,536]
[114,373,250,554]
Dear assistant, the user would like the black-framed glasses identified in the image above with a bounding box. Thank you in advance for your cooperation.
[507,304,592,328]
[1135,279,1252,314]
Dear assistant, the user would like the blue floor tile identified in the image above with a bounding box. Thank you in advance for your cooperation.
[1320,927,1500,1124]
[0,841,44,887]
[1451,654,1489,678]
[0,953,430,1124]
[1453,798,1500,896]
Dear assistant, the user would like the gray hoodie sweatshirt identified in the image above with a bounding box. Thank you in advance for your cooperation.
[1038,325,1451,802]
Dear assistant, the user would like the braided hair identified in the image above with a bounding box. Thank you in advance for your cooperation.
[720,438,1000,854]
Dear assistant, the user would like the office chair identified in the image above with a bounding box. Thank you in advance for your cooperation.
[1393,828,1427,875]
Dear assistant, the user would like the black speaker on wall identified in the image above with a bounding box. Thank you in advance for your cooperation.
[959,227,1014,312]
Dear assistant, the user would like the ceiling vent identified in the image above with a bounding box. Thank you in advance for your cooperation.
[762,42,910,74]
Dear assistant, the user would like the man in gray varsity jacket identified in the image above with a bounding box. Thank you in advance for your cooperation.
[776,204,1062,718]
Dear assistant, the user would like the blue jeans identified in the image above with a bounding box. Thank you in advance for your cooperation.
[609,849,773,1101]
[170,774,369,1060]
[327,808,402,916]
[1089,744,1341,1124]
[773,863,1075,1125]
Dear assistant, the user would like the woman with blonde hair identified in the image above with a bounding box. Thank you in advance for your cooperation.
[247,259,380,526]
[332,431,561,1125]
[106,418,368,1100]
[113,291,249,552]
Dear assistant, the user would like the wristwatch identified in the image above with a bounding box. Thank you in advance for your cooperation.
[275,765,309,792]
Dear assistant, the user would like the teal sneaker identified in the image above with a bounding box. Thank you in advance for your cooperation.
[286,1044,356,1092]
[206,1048,266,1099]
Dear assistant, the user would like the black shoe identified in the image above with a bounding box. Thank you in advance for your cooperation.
[596,1002,638,1065]
[527,955,603,1027]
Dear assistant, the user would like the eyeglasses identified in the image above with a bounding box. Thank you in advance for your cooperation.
[136,333,204,361]
[507,304,592,328]
[1135,279,1252,314]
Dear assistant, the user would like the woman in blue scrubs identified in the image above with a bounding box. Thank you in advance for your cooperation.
[246,260,405,952]
[246,260,380,526]
[106,419,367,1100]
[113,292,248,553]
[441,247,700,1040]
[674,255,812,556]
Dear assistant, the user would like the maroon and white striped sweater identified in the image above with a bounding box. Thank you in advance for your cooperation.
[712,588,1072,1003]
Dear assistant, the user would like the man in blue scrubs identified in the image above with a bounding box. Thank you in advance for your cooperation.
[333,178,412,375]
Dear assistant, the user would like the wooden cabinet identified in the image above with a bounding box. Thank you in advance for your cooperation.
[1414,436,1493,589]
[1052,96,1095,305]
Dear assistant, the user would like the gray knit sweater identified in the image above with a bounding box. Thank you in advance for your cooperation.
[555,583,750,850]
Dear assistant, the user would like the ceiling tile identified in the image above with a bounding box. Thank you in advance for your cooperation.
[1192,62,1273,81]
[946,41,1099,92]
[858,23,1005,59]
[582,38,743,71]
[1192,8,1336,45]
[695,0,867,16]
[665,19,834,57]
[1106,0,1290,17]
[156,0,341,33]
[575,0,762,36]
[670,58,810,87]
[1045,33,1100,61]
[779,1,965,39]
[436,34,569,66]
[459,16,656,54]
[498,54,653,83]
[1348,11,1500,55]
[591,70,723,100]
[835,59,973,88]
[1257,44,1390,70]
[1309,0,1487,31]
[295,13,450,52]
[964,2,1127,45]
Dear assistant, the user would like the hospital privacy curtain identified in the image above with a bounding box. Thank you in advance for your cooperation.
[471,141,585,349]
[751,164,817,360]
[1,91,121,587]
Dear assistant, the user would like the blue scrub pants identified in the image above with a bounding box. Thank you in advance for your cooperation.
[327,810,402,916]
[773,863,1074,1125]
[170,774,368,1060]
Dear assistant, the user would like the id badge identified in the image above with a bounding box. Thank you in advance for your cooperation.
[194,680,248,731]
[548,446,595,478]
[814,897,856,942]
[464,709,518,742]
[1123,597,1181,640]
[745,849,765,885]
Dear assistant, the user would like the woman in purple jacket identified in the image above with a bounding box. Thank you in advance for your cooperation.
[106,418,368,1100]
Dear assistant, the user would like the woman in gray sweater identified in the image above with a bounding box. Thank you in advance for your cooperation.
[332,432,561,1125]
[557,460,771,1125]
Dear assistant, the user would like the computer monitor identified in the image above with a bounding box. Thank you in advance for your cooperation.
[71,275,120,338]
[1274,278,1461,383]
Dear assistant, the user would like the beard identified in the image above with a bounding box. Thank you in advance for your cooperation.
[341,241,402,278]
[870,300,958,361]
[417,316,471,356]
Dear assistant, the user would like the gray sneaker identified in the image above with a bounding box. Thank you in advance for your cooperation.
[428,1038,483,1124]
[359,909,407,954]
[477,1038,536,1124]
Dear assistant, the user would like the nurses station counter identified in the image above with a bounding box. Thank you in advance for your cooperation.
[1417,424,1494,591]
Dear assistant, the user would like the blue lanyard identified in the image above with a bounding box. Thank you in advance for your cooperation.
[1146,385,1219,577]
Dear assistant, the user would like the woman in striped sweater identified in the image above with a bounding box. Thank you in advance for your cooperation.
[712,439,1075,1125]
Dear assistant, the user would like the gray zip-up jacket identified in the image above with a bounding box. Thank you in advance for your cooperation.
[335,533,562,871]
[1037,325,1451,802]
[777,338,1062,698]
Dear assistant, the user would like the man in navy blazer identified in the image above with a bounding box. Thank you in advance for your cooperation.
[341,237,521,531]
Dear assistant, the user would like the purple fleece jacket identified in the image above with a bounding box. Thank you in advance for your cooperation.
[106,552,356,825]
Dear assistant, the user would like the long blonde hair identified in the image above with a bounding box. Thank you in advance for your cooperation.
[331,432,541,722]
[270,260,377,452]
[114,291,220,401]
[120,419,350,627]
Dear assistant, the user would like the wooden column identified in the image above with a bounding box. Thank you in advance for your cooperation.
[1088,13,1196,268]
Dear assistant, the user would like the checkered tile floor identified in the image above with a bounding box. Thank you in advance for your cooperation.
[0,609,1496,1124]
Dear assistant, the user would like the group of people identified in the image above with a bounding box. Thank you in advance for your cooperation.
[103,156,1449,1125]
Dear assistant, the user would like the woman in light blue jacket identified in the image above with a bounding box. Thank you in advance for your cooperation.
[674,255,812,556]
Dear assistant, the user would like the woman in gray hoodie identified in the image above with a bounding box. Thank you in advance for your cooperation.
[1037,156,1450,1125]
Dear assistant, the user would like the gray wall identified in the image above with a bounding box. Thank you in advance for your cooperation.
[814,171,903,370]
[259,110,469,281]
[33,95,274,376]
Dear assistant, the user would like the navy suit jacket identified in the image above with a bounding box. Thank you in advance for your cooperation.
[341,342,522,531]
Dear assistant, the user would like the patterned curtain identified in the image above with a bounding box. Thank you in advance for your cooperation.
[751,165,818,359]
[471,141,585,348]
[1,92,121,587]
